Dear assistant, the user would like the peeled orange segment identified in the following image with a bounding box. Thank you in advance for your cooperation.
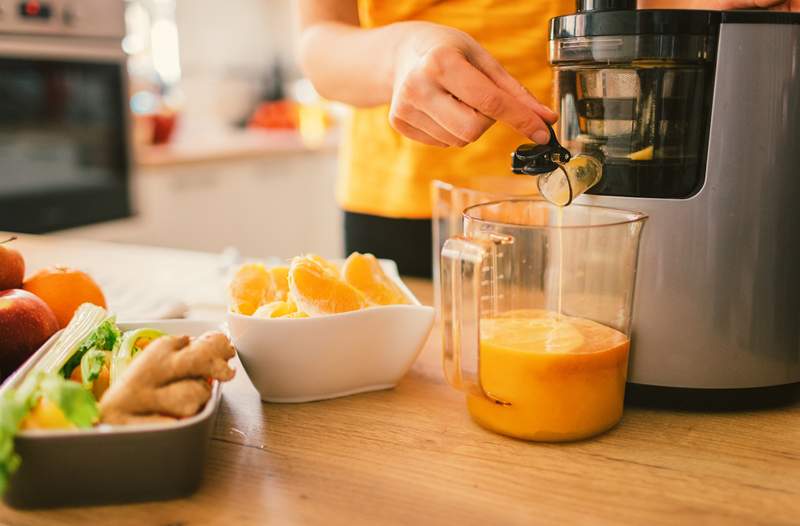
[253,300,297,319]
[267,266,290,302]
[306,254,340,276]
[229,263,273,315]
[288,256,366,316]
[342,252,409,306]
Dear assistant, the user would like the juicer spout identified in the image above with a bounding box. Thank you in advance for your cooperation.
[511,124,572,176]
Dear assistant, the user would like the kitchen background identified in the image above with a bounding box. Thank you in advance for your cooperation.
[2,0,342,259]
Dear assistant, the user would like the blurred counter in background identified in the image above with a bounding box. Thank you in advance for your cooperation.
[60,128,342,261]
[136,128,338,167]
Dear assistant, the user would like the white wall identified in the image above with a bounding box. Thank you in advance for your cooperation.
[174,0,301,133]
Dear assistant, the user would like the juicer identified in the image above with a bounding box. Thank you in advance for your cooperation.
[525,1,800,389]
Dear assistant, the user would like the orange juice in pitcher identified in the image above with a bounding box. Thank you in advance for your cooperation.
[471,310,629,441]
[441,200,646,442]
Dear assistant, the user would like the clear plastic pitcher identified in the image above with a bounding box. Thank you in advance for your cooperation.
[432,176,539,315]
[440,199,647,441]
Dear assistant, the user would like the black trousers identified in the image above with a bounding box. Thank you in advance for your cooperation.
[344,211,433,278]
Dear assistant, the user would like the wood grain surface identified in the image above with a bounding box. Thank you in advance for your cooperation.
[1,277,798,526]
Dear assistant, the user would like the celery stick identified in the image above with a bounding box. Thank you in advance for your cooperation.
[34,304,109,375]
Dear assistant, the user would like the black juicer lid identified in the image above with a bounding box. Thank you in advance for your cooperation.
[552,9,800,39]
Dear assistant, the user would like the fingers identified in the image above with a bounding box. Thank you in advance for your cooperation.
[391,39,559,147]
[432,49,554,144]
[390,117,451,147]
[423,92,494,144]
[764,0,795,9]
[390,92,493,147]
[468,50,559,124]
[715,0,786,7]
[391,99,465,146]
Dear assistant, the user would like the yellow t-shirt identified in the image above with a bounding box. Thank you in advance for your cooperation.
[338,0,572,219]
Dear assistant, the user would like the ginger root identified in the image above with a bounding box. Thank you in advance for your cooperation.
[99,331,235,425]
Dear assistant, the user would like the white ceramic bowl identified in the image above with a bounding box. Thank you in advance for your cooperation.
[227,262,434,403]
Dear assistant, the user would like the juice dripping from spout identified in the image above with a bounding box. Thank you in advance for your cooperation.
[539,156,603,318]
[557,205,564,319]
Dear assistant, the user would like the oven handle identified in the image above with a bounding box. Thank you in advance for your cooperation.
[0,36,125,63]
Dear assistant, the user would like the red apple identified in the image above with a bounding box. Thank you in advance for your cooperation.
[0,289,59,380]
[0,236,24,290]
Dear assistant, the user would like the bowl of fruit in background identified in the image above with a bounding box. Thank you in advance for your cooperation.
[227,253,434,403]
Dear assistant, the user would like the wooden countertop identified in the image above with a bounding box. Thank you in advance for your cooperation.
[1,238,798,525]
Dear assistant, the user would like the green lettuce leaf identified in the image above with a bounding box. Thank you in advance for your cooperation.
[0,383,35,494]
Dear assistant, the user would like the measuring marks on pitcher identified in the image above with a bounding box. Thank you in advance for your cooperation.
[479,233,513,316]
[477,211,568,319]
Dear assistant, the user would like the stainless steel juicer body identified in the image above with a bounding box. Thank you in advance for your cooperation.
[552,11,800,388]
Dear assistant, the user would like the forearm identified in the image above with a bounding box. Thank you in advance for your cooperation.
[299,22,414,107]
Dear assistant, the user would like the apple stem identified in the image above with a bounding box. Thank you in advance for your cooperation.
[0,236,17,245]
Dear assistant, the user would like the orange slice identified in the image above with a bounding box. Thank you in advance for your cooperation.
[229,263,273,315]
[342,252,409,305]
[306,254,340,276]
[253,300,297,319]
[267,266,290,302]
[288,255,366,316]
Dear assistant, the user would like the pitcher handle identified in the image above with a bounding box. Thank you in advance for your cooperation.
[440,235,494,398]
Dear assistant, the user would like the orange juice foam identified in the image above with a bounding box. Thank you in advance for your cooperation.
[468,309,629,442]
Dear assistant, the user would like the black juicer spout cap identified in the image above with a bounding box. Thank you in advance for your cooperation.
[512,124,572,176]
[577,0,636,11]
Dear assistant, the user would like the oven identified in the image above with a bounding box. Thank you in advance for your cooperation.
[0,0,130,233]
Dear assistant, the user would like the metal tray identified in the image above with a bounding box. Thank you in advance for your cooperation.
[1,320,225,509]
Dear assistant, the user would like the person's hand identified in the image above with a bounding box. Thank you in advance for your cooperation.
[388,22,558,148]
[716,0,798,9]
